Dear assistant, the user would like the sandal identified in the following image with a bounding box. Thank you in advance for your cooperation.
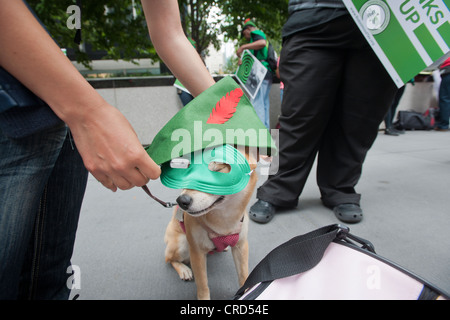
[249,200,276,224]
[333,203,363,223]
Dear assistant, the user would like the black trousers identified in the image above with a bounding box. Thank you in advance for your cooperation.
[257,15,397,208]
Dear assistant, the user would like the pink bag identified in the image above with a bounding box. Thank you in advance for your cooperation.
[235,224,448,300]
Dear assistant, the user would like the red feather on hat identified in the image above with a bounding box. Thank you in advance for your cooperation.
[206,88,244,124]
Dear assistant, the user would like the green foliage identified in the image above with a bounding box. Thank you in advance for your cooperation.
[28,0,157,67]
[27,0,289,66]
[179,0,222,56]
[219,0,289,51]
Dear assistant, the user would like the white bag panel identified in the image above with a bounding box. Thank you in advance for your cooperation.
[250,243,424,300]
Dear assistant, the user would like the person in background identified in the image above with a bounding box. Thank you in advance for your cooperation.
[384,86,406,136]
[249,0,397,224]
[236,19,273,129]
[436,57,450,131]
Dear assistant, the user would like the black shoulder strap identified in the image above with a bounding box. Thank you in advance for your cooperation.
[235,224,342,298]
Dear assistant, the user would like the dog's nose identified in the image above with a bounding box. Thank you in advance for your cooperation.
[176,194,192,211]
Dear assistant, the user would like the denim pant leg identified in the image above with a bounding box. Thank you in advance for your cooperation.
[263,78,272,129]
[251,78,272,129]
[438,74,450,129]
[0,125,88,299]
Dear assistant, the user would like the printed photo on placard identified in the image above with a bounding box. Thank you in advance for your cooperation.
[235,49,268,99]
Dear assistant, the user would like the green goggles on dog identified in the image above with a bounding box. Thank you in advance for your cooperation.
[160,144,252,195]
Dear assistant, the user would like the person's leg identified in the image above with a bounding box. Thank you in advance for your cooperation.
[0,125,67,299]
[316,22,396,219]
[253,24,345,220]
[390,86,405,126]
[19,131,88,299]
[179,91,194,106]
[251,80,270,129]
[385,86,406,135]
[437,74,450,129]
[0,125,88,299]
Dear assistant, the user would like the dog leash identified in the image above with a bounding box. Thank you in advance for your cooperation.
[141,185,177,208]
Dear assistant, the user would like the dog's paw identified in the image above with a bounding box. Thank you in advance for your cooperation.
[170,261,194,281]
[178,265,193,281]
[172,261,193,281]
[170,261,193,281]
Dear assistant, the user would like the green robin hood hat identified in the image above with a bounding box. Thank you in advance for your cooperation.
[241,19,257,37]
[145,76,276,166]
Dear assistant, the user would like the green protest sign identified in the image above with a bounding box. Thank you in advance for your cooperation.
[235,50,267,99]
[343,0,450,87]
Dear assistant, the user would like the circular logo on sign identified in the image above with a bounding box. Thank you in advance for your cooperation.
[359,0,390,35]
[237,52,255,85]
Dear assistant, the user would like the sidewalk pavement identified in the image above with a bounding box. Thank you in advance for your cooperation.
[70,130,450,300]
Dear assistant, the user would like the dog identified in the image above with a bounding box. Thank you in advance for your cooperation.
[163,147,258,300]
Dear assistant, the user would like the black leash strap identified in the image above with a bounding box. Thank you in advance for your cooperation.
[141,185,176,208]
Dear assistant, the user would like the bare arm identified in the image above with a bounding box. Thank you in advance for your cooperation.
[236,39,267,57]
[141,0,215,96]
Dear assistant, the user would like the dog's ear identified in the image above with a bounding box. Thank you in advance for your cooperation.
[208,161,231,173]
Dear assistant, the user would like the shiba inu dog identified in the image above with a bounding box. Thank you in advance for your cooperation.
[163,146,258,300]
[142,78,277,300]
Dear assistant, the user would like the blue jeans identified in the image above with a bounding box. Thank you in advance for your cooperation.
[251,78,272,129]
[438,73,450,129]
[178,91,194,106]
[0,124,88,299]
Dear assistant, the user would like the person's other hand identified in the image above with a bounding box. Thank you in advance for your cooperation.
[236,46,244,58]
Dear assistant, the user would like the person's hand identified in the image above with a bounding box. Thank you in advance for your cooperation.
[67,102,161,192]
[236,46,244,58]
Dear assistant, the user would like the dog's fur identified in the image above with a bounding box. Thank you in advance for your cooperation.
[164,148,258,300]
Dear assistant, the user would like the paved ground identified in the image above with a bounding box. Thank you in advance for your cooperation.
[70,130,450,300]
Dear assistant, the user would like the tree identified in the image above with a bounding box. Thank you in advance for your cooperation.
[180,0,289,57]
[28,0,158,66]
[219,0,289,50]
[27,0,289,67]
[179,0,222,57]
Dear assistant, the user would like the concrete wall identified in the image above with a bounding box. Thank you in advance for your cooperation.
[95,85,184,146]
[89,77,434,146]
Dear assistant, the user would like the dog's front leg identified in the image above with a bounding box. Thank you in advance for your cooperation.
[189,247,210,300]
[231,239,249,287]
